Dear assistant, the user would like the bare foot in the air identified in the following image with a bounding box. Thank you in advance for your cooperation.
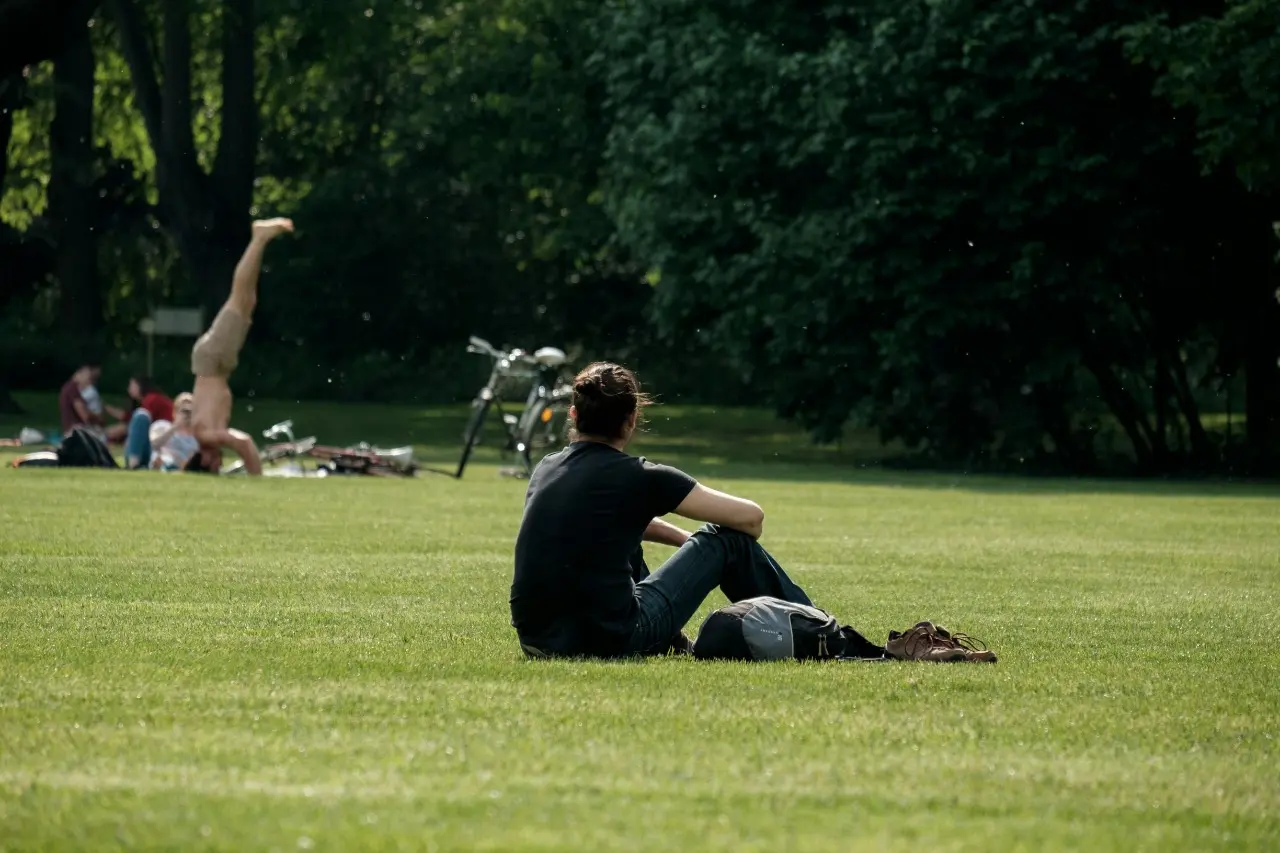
[252,218,294,241]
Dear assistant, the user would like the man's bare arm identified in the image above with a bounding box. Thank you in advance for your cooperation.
[226,427,262,475]
[643,518,693,547]
[673,483,765,539]
[200,426,262,475]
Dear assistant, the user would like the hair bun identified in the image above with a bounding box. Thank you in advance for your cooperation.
[569,361,648,440]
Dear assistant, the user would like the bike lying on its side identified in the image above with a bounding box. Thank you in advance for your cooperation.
[222,420,418,477]
[454,335,572,479]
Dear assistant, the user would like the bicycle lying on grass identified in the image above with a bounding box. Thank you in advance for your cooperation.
[454,335,572,479]
[223,420,418,477]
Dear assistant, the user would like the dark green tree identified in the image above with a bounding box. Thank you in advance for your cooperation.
[1125,1,1280,468]
[594,0,1261,472]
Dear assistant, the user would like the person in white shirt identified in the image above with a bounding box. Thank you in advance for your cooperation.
[150,393,202,472]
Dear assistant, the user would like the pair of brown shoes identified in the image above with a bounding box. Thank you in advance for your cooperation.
[885,621,997,663]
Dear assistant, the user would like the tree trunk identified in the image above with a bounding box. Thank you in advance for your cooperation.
[0,72,22,191]
[1244,294,1280,474]
[182,232,238,315]
[48,9,100,339]
[1165,348,1213,465]
[1084,354,1157,471]
[107,0,258,317]
[0,73,29,415]
[0,72,25,308]
[1235,212,1280,474]
[0,0,99,77]
[212,0,256,308]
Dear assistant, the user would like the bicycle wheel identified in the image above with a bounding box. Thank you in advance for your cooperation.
[519,398,570,474]
[455,395,493,478]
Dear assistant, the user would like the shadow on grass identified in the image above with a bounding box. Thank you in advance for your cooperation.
[3,392,1278,499]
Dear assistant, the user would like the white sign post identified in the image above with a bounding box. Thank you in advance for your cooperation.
[139,307,204,376]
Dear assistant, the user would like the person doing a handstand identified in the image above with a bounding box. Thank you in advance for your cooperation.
[188,218,294,474]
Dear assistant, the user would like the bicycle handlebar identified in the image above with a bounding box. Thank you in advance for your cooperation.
[465,335,540,368]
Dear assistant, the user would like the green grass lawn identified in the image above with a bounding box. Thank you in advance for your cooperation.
[1,396,1278,851]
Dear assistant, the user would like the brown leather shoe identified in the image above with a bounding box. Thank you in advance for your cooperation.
[885,622,996,663]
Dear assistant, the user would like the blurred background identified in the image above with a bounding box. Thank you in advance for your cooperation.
[1,0,1277,475]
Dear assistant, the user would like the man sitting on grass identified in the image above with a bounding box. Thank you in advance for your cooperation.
[510,362,820,658]
[510,364,997,663]
[58,364,99,436]
[188,217,294,475]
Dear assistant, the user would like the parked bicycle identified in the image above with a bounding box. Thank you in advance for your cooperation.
[455,335,572,479]
[223,420,418,477]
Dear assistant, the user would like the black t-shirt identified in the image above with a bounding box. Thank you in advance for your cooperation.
[510,441,698,657]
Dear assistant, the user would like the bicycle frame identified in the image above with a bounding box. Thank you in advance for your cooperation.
[514,364,571,451]
[456,336,572,478]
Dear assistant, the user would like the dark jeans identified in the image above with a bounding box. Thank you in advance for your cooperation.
[626,524,813,656]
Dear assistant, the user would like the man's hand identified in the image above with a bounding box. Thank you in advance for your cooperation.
[252,217,294,242]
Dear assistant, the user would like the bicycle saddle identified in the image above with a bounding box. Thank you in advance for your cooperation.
[534,347,566,367]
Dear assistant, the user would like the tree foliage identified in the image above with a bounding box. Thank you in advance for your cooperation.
[594,0,1279,471]
[2,0,1279,472]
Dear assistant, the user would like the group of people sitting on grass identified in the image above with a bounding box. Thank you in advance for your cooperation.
[44,217,298,475]
[58,366,200,471]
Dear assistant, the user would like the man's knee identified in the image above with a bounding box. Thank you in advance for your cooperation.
[690,524,755,551]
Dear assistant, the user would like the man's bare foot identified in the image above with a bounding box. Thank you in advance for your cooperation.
[252,218,294,241]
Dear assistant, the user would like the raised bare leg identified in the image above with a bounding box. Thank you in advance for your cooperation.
[226,217,293,318]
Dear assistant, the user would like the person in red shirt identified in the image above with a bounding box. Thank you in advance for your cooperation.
[128,376,174,422]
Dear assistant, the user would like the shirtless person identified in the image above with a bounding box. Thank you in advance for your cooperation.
[189,218,294,474]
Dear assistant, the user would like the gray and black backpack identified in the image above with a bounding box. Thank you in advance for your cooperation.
[692,596,885,662]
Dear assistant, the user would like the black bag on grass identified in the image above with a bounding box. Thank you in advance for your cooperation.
[57,427,118,468]
[692,596,885,662]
